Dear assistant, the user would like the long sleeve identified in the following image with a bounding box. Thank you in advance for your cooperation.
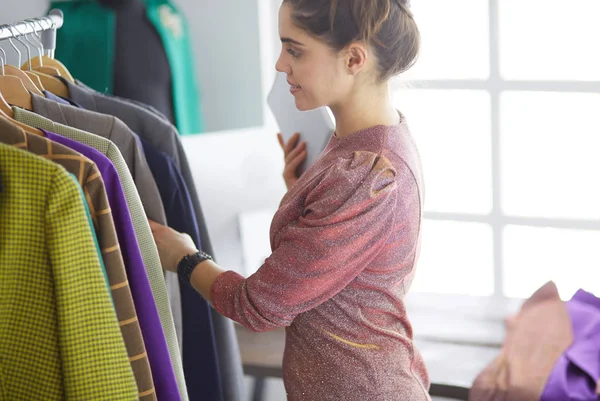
[211,152,399,332]
[46,169,138,400]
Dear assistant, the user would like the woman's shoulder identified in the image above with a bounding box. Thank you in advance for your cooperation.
[304,150,398,212]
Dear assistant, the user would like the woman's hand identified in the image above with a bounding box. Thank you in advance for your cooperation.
[149,220,199,273]
[277,132,307,190]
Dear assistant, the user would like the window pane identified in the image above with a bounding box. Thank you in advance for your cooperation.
[503,225,600,299]
[394,90,492,214]
[412,220,494,296]
[500,92,600,220]
[400,0,489,80]
[499,0,600,81]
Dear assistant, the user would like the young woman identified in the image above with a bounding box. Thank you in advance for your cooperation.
[150,0,430,399]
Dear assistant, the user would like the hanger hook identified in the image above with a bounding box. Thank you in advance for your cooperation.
[27,19,45,65]
[23,20,43,60]
[11,24,33,71]
[0,28,6,75]
[2,25,22,67]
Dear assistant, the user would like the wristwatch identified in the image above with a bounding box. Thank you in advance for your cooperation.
[177,251,213,287]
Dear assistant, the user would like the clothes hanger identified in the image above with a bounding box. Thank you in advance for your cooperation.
[20,20,70,97]
[12,23,46,91]
[0,40,33,111]
[25,17,75,83]
[1,25,44,97]
[21,19,62,77]
[0,47,42,135]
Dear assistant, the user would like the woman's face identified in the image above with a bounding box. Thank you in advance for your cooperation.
[275,3,352,111]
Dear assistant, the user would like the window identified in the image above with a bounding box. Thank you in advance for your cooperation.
[395,0,600,299]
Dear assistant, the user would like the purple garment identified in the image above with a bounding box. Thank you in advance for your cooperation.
[542,290,600,401]
[43,90,82,108]
[43,130,180,401]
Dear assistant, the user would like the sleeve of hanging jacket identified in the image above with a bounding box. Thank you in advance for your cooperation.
[210,152,400,332]
[47,168,139,400]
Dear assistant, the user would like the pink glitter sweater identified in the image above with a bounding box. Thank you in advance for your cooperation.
[211,119,431,400]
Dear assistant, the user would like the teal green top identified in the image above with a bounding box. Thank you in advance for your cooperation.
[51,0,204,135]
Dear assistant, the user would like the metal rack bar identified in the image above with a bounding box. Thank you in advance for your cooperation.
[0,9,64,57]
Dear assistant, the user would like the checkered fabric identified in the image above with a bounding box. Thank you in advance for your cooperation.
[13,107,187,401]
[75,172,111,289]
[0,143,138,400]
[0,118,156,400]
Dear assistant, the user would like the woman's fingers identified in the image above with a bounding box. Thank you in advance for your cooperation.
[286,148,307,173]
[285,141,306,164]
[283,132,301,156]
[277,132,285,150]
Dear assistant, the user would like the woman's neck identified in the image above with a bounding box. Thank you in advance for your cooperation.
[330,83,399,138]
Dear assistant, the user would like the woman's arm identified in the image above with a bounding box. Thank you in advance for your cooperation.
[149,220,225,303]
[149,152,405,333]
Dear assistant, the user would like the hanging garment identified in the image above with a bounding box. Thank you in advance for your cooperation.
[0,143,138,400]
[42,130,178,401]
[62,79,244,401]
[31,93,168,225]
[11,108,184,401]
[140,137,223,401]
[77,177,110,290]
[51,0,204,134]
[97,0,175,125]
[469,281,573,401]
[0,118,155,400]
[44,90,82,108]
[542,290,600,401]
[39,82,184,350]
[210,122,431,401]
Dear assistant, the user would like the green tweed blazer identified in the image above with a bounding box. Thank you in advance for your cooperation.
[0,143,137,400]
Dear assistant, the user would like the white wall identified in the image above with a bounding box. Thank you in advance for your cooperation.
[181,0,285,274]
[173,0,265,132]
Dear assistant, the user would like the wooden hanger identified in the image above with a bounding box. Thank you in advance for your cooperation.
[30,70,69,98]
[12,22,68,96]
[0,92,43,136]
[24,71,45,91]
[17,21,74,82]
[27,56,75,83]
[0,74,33,110]
[33,63,62,77]
[4,65,44,96]
[22,59,62,77]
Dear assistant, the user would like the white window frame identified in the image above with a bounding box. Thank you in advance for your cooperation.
[393,0,600,297]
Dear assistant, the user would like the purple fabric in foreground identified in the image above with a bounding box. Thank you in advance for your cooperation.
[542,289,600,401]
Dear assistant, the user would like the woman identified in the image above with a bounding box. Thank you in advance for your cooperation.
[150,0,430,399]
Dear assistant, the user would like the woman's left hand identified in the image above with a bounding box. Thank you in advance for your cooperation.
[149,220,199,273]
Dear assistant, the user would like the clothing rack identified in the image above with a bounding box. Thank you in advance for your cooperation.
[0,9,64,58]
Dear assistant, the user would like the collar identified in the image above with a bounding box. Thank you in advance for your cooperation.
[60,77,98,112]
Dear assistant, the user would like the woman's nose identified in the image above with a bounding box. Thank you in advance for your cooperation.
[275,54,289,73]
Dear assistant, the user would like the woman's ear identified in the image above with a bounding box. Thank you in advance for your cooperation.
[345,42,368,75]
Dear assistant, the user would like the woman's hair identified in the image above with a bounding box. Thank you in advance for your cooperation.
[283,0,420,81]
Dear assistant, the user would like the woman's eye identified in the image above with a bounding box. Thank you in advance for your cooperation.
[286,48,300,58]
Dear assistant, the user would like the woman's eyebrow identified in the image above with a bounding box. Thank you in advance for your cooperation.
[281,37,305,46]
